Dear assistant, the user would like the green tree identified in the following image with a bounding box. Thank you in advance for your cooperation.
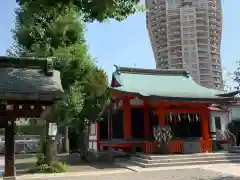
[233,61,240,91]
[9,0,111,164]
[16,0,140,22]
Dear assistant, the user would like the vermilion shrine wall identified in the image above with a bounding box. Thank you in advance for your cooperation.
[89,96,220,154]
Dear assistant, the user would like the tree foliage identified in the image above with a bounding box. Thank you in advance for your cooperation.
[9,0,141,159]
[16,0,140,22]
[233,61,240,91]
[9,0,110,135]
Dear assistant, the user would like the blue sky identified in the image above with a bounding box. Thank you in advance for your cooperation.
[0,0,239,85]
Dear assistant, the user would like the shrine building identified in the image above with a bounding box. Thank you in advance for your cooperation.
[88,66,238,156]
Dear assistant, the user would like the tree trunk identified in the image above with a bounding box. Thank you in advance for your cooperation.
[79,131,85,161]
[80,122,89,161]
[84,122,90,160]
[80,121,89,161]
[46,134,55,164]
[42,106,56,165]
[64,126,69,153]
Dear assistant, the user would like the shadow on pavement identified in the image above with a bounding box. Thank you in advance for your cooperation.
[15,153,124,175]
[56,153,123,172]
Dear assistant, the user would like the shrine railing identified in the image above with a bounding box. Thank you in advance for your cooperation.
[145,139,213,154]
[168,140,184,153]
[200,139,213,153]
[145,142,157,153]
[145,140,184,153]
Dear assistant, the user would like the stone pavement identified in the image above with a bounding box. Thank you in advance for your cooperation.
[15,168,239,180]
[201,163,240,177]
[14,163,240,180]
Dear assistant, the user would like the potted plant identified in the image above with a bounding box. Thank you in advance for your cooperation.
[153,125,172,154]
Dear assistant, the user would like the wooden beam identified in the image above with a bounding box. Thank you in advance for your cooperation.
[164,108,204,113]
[200,109,210,139]
[157,105,166,127]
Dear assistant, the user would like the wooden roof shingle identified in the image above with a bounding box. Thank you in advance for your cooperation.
[0,56,63,101]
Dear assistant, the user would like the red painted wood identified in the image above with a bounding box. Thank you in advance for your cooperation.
[99,143,145,148]
[108,108,112,140]
[164,108,205,113]
[123,97,132,139]
[200,109,210,140]
[157,107,166,127]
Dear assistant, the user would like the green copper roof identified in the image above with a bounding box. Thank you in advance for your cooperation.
[110,66,238,102]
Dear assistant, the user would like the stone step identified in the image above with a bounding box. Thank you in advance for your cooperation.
[231,146,240,150]
[136,152,239,160]
[229,146,240,153]
[229,149,240,153]
[130,158,240,168]
[131,155,240,164]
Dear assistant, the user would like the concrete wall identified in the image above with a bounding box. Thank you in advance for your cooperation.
[210,111,230,133]
[228,106,240,121]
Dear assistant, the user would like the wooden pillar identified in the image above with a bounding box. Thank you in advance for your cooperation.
[157,106,165,128]
[123,97,131,139]
[144,103,151,139]
[108,102,112,140]
[4,115,16,179]
[200,109,210,140]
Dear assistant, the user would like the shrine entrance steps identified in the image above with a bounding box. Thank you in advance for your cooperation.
[129,152,240,168]
[229,146,240,153]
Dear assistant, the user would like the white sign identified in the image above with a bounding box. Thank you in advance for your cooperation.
[48,123,57,136]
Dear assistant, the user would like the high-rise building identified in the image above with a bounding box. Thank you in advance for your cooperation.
[146,0,223,90]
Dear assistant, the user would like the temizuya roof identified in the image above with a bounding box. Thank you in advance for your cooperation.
[109,66,239,103]
[0,56,64,101]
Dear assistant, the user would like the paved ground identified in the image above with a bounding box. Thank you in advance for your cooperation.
[9,154,240,180]
[15,154,123,174]
[16,168,239,180]
[16,157,122,173]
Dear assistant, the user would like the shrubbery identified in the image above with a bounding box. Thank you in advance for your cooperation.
[16,124,44,135]
[28,161,67,174]
[27,130,68,174]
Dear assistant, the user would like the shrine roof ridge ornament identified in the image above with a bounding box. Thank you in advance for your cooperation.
[113,65,190,77]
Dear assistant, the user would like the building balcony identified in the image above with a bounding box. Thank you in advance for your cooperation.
[197,48,208,52]
[198,53,209,57]
[197,26,209,31]
[171,55,182,59]
[212,58,220,64]
[197,33,209,37]
[211,51,220,55]
[212,67,222,73]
